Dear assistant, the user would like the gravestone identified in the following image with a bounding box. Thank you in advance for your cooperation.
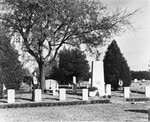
[82,89,88,100]
[34,89,41,102]
[89,78,91,86]
[145,86,150,98]
[8,89,15,103]
[124,87,130,98]
[92,61,105,96]
[52,89,58,96]
[106,84,111,97]
[59,89,66,101]
[72,76,77,93]
[134,79,137,83]
[45,79,58,91]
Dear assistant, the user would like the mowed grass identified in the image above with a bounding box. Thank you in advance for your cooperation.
[130,80,150,92]
[0,102,149,122]
[0,81,150,121]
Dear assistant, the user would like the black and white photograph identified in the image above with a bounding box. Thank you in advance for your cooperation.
[0,0,150,121]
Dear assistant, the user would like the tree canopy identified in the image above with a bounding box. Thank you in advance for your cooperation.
[104,40,131,90]
[0,0,138,91]
[0,31,24,90]
[50,48,89,85]
[131,71,150,80]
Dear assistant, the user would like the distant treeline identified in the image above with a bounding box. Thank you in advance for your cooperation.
[131,71,150,80]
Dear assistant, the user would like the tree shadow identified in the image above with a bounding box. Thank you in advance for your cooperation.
[66,92,82,96]
[125,109,148,113]
[43,97,59,101]
[15,97,32,101]
[0,100,7,103]
[68,96,82,100]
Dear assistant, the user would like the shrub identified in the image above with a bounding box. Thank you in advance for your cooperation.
[88,87,98,91]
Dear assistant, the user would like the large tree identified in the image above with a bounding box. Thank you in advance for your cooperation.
[104,40,131,90]
[0,0,138,91]
[51,48,89,85]
[0,35,24,90]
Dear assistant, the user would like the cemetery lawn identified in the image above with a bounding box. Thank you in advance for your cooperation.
[0,102,149,121]
[0,81,150,121]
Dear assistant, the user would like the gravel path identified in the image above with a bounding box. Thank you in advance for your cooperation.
[0,102,149,122]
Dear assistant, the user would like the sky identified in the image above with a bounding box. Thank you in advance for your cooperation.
[100,0,150,71]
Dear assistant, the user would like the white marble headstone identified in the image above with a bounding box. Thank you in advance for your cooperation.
[8,89,15,103]
[82,89,88,100]
[34,89,41,102]
[106,84,111,96]
[145,86,150,98]
[73,76,76,84]
[52,89,58,96]
[124,87,130,98]
[59,89,66,101]
[92,61,105,96]
[72,76,77,93]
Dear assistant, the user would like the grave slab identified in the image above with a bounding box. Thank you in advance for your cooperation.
[124,87,130,98]
[53,89,58,96]
[82,89,88,100]
[145,86,150,98]
[72,76,77,93]
[8,89,15,103]
[35,89,41,102]
[106,84,111,96]
[59,89,66,101]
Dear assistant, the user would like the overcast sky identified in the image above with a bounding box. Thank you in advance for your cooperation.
[100,0,150,71]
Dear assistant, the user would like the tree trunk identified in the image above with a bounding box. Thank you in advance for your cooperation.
[38,62,46,93]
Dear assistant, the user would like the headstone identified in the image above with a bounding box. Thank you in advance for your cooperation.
[8,89,15,103]
[45,79,58,91]
[148,108,150,121]
[89,78,91,85]
[145,86,150,98]
[52,89,58,96]
[92,61,105,96]
[34,89,41,102]
[59,89,66,101]
[73,76,76,84]
[82,89,88,100]
[134,79,137,83]
[106,84,111,96]
[124,87,130,98]
[72,76,77,93]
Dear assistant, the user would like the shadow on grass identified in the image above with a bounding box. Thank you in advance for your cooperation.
[15,91,31,94]
[15,97,33,101]
[43,97,59,101]
[66,92,82,96]
[68,96,82,100]
[125,109,148,113]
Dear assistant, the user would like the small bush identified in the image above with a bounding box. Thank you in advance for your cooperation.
[88,87,98,91]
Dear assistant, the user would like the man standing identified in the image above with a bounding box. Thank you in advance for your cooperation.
[31,71,38,101]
